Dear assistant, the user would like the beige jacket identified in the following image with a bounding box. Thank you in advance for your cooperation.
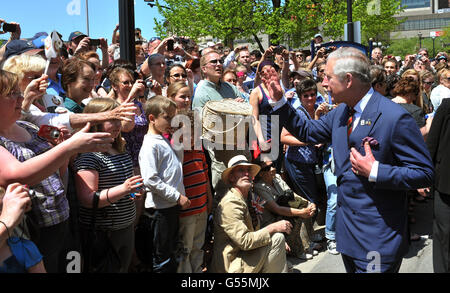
[210,188,272,273]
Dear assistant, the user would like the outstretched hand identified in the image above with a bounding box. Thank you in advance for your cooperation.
[261,67,283,102]
[350,142,376,178]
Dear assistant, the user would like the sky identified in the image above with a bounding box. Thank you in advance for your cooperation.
[1,0,166,42]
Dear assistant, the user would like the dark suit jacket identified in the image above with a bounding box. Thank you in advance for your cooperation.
[427,98,450,194]
[274,90,434,263]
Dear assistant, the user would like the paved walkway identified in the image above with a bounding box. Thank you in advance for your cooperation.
[288,196,434,273]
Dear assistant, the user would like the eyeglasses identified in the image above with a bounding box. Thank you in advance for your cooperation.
[121,81,133,86]
[149,37,161,43]
[208,59,224,65]
[296,54,304,58]
[423,81,434,85]
[171,73,187,78]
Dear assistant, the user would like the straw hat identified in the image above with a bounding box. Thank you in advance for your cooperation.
[221,155,261,184]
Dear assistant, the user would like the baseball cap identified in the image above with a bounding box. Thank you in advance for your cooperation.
[68,31,87,42]
[314,33,323,39]
[437,55,448,61]
[3,39,44,61]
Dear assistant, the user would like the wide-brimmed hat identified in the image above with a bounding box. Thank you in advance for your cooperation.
[221,155,261,184]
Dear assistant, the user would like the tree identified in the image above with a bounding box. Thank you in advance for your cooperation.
[152,0,404,50]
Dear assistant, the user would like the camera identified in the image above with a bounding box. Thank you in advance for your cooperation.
[167,39,174,51]
[1,22,16,33]
[145,77,155,89]
[90,39,101,46]
[38,125,61,142]
[273,45,285,55]
[276,189,295,207]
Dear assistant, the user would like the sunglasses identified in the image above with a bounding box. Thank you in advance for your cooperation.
[121,81,134,86]
[423,81,433,85]
[208,59,224,65]
[171,73,187,78]
[149,37,161,43]
[260,163,274,172]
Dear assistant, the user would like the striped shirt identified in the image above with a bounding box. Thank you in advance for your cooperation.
[180,150,209,218]
[73,152,136,230]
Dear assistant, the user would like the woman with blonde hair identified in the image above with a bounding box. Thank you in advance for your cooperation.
[0,70,114,272]
[167,80,191,110]
[74,97,144,273]
[419,71,435,114]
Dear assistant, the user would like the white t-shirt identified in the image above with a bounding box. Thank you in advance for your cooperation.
[430,84,450,112]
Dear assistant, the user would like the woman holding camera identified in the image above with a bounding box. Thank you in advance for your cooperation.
[0,69,114,272]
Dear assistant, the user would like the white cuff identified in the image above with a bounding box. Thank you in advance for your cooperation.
[368,160,379,183]
[269,95,288,112]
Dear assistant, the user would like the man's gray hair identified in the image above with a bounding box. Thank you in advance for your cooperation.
[328,47,371,84]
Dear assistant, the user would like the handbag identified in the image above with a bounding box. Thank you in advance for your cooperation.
[82,192,121,273]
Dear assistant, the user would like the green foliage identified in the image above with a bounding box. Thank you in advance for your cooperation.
[385,32,450,58]
[152,0,404,49]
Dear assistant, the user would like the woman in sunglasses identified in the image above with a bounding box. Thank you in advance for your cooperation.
[164,64,194,97]
[420,71,435,114]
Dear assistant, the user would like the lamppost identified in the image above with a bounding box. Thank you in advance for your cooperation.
[418,32,422,49]
[432,36,436,57]
[347,0,354,42]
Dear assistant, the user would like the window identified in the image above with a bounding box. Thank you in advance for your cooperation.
[397,17,450,31]
[401,0,431,9]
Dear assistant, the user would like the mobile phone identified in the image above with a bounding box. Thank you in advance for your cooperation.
[2,23,16,33]
[90,39,101,46]
[38,125,61,142]
[167,40,174,51]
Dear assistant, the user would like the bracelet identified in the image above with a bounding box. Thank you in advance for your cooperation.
[0,220,10,239]
[106,189,113,204]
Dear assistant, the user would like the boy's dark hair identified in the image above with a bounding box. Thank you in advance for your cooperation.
[144,95,177,119]
[296,78,318,97]
[250,50,262,60]
[386,74,401,95]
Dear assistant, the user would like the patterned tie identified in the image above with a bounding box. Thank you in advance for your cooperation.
[347,107,356,137]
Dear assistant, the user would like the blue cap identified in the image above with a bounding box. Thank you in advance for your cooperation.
[68,31,87,42]
[32,35,47,49]
[3,39,43,61]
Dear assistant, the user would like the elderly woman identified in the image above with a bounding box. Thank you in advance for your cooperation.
[0,69,114,272]
[253,159,316,260]
[2,54,137,135]
[210,155,292,273]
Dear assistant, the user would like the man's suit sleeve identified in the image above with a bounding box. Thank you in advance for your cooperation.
[273,102,334,145]
[427,99,450,163]
[376,111,434,190]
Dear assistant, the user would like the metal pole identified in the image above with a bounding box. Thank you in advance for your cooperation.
[85,0,89,36]
[347,0,354,42]
[118,0,136,66]
[433,37,436,57]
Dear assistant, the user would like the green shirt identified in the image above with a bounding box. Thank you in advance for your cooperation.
[64,97,84,114]
[192,80,241,109]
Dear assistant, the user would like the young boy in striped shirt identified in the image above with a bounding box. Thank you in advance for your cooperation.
[177,110,213,273]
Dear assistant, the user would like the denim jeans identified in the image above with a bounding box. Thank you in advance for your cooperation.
[323,164,337,241]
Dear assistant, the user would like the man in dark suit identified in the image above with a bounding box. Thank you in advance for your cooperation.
[266,47,434,273]
[427,98,450,272]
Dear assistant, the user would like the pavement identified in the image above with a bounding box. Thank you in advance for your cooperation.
[287,195,434,273]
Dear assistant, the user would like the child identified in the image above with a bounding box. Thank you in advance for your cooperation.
[139,96,190,273]
[176,110,213,273]
[0,184,46,273]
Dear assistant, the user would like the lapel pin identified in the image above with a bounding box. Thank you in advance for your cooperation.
[360,119,365,126]
[366,119,372,126]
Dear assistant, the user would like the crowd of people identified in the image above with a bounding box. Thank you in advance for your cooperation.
[0,18,448,273]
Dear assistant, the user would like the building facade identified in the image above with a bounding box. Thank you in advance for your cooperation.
[392,0,450,39]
